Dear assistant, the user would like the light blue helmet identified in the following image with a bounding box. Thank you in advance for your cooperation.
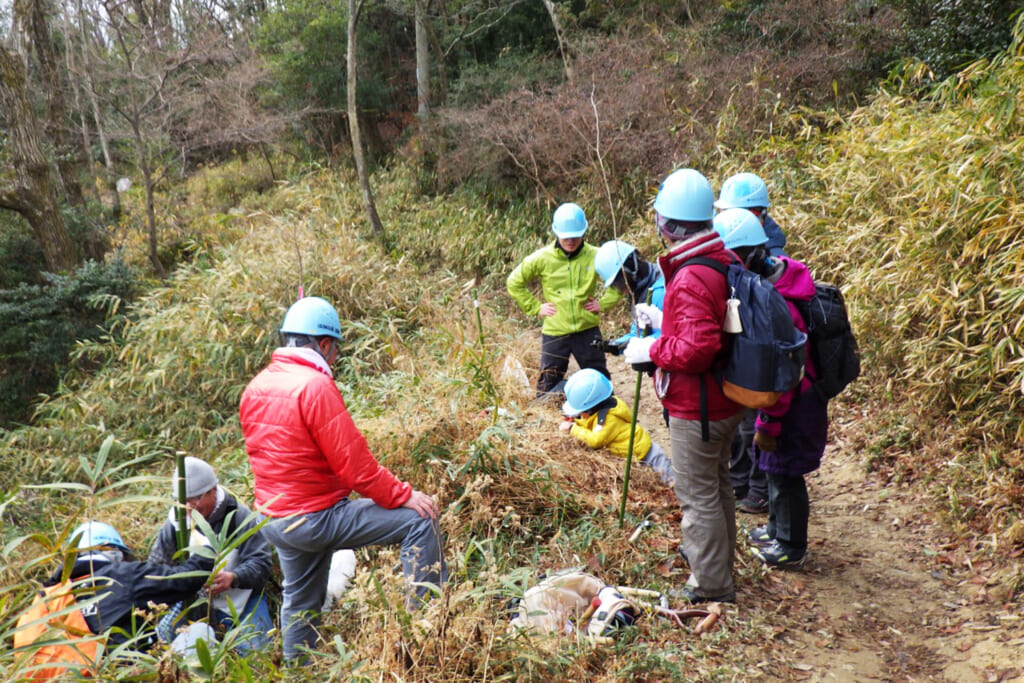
[653,169,715,223]
[551,202,588,238]
[562,368,614,416]
[280,296,342,340]
[715,172,770,210]
[594,240,637,288]
[71,521,130,553]
[714,208,768,249]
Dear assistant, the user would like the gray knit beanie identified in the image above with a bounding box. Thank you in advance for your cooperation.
[177,456,218,498]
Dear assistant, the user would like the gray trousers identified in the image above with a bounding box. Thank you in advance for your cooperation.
[260,497,446,660]
[729,408,768,500]
[670,411,744,597]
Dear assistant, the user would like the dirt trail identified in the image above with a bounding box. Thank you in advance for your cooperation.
[607,364,1024,682]
[756,449,1024,682]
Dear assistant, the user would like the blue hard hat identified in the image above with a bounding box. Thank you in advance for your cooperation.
[715,172,770,210]
[551,203,589,239]
[280,296,342,340]
[562,368,614,416]
[714,208,768,249]
[653,169,714,223]
[594,241,637,288]
[71,521,130,553]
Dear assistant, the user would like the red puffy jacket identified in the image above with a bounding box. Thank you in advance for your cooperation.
[239,349,411,517]
[649,231,743,422]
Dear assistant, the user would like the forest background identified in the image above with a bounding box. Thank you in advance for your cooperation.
[2,0,1024,680]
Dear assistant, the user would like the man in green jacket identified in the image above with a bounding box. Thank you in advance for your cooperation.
[507,202,622,396]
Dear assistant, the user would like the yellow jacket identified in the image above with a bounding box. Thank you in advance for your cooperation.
[569,397,652,459]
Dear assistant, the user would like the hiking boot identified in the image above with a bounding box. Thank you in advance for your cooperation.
[679,586,736,605]
[747,525,773,548]
[751,540,805,569]
[737,494,768,514]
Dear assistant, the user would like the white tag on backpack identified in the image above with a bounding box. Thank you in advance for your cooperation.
[724,298,742,333]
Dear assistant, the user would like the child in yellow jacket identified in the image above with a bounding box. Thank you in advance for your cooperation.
[558,369,672,486]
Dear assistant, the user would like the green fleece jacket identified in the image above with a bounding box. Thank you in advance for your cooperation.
[506,241,622,336]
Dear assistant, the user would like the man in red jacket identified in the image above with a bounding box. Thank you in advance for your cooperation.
[624,169,744,604]
[239,296,445,661]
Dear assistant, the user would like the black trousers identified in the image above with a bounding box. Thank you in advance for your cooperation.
[766,473,809,552]
[537,327,609,395]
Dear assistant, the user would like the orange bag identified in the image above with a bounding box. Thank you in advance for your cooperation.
[13,583,101,680]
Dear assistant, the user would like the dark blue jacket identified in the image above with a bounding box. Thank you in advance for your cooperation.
[764,214,786,257]
[50,552,213,644]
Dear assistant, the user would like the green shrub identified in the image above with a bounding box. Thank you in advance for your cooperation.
[185,157,277,214]
[0,215,45,288]
[0,259,140,427]
[448,48,564,109]
[891,0,1021,79]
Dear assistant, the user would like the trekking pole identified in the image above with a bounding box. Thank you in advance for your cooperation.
[618,292,653,528]
[174,451,189,558]
[617,367,644,528]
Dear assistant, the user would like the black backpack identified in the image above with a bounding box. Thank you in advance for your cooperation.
[795,283,860,401]
[682,257,807,437]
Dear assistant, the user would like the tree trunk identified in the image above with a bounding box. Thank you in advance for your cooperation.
[130,114,165,277]
[0,46,79,272]
[415,0,430,118]
[540,0,573,82]
[20,0,85,207]
[424,10,447,105]
[347,0,386,245]
[75,0,121,222]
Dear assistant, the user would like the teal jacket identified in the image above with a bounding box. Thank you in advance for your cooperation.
[507,241,622,337]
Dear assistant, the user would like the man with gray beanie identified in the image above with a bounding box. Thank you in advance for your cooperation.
[148,456,274,653]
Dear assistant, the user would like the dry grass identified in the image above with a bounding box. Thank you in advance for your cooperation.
[739,19,1024,555]
[6,18,1024,680]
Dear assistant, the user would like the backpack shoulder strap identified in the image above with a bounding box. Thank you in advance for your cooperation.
[678,255,732,442]
[681,255,729,277]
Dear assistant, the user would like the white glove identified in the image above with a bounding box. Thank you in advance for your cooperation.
[634,303,663,331]
[623,336,656,364]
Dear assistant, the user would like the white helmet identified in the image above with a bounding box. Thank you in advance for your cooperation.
[653,169,714,240]
[714,208,768,249]
[551,203,588,238]
[594,241,637,288]
[715,172,770,210]
[280,296,342,340]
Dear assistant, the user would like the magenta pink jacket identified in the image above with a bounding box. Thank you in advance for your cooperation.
[239,349,411,517]
[649,231,743,422]
[756,256,818,436]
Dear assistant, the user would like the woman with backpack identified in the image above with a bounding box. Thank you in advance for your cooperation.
[623,169,745,604]
[713,208,829,569]
[716,171,790,515]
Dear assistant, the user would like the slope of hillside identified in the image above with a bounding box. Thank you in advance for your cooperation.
[3,19,1024,683]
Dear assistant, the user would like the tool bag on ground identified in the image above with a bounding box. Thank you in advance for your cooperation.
[794,283,860,400]
[13,581,100,680]
[683,257,807,411]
